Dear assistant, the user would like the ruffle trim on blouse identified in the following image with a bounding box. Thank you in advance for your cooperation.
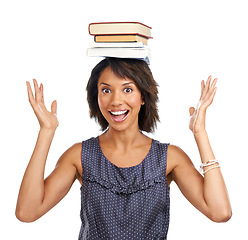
[84,174,167,195]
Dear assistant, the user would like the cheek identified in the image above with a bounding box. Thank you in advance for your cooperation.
[98,94,108,110]
[128,95,143,108]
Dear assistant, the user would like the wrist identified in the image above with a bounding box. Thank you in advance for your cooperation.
[193,129,208,139]
[39,127,56,137]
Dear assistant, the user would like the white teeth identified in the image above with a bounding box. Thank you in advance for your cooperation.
[110,110,128,116]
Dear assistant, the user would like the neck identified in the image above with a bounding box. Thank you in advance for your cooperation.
[102,127,146,149]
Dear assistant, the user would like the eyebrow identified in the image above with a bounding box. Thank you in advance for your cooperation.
[99,82,135,87]
[122,82,135,86]
[99,82,111,87]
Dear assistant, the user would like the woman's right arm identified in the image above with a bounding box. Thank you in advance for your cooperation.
[16,79,80,222]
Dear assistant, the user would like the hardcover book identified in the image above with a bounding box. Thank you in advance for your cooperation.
[94,35,148,44]
[89,22,152,39]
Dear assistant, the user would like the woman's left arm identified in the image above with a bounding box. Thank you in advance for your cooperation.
[169,76,232,222]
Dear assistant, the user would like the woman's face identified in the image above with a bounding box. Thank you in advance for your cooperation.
[97,67,144,132]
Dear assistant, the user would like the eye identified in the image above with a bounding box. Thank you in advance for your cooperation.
[102,88,111,94]
[124,87,133,93]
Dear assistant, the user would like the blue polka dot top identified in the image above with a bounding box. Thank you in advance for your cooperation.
[79,137,170,240]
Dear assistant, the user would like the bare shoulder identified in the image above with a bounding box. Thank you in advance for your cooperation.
[167,144,190,160]
[167,144,195,183]
[57,142,82,164]
[56,142,82,181]
[167,145,194,175]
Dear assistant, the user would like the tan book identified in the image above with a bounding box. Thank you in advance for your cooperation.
[95,35,148,45]
[89,22,152,39]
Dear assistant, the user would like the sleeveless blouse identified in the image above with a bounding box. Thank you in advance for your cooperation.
[79,137,170,239]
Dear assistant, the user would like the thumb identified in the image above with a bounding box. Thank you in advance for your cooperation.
[189,107,195,116]
[51,100,57,114]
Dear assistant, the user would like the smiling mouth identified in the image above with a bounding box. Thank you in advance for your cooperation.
[109,110,129,122]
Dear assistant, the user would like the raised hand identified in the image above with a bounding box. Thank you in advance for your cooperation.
[26,79,59,131]
[189,76,217,135]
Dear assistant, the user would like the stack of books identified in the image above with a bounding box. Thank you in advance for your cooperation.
[87,22,153,64]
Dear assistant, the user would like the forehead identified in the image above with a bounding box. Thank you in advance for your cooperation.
[98,67,136,85]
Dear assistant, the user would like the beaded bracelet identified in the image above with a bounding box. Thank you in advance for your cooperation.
[200,159,219,169]
[200,159,220,175]
[202,165,221,175]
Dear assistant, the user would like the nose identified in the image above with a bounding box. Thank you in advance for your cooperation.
[111,91,123,107]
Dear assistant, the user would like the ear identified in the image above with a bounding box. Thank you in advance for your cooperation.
[141,96,145,105]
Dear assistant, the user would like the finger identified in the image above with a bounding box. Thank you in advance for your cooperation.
[205,75,212,91]
[33,79,42,102]
[210,78,218,90]
[205,78,218,99]
[51,100,57,114]
[40,83,45,104]
[200,77,210,100]
[208,87,217,104]
[201,75,213,100]
[206,75,212,86]
[26,81,35,103]
[189,107,195,116]
[202,87,217,108]
[200,80,205,100]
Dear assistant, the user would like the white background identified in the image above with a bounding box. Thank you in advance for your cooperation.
[1,0,247,239]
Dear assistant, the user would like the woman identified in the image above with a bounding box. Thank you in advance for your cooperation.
[16,58,232,239]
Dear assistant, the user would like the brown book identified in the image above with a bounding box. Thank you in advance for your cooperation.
[89,22,152,39]
[94,35,148,45]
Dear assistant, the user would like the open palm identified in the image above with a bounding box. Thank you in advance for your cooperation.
[26,79,59,131]
[189,76,217,134]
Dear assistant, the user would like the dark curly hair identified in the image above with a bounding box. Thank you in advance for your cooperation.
[86,57,160,133]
